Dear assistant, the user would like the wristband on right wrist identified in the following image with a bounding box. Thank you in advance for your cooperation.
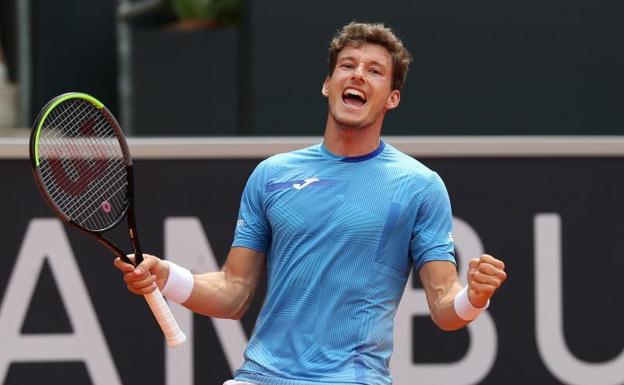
[160,261,194,304]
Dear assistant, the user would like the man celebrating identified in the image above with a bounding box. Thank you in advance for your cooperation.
[116,22,507,385]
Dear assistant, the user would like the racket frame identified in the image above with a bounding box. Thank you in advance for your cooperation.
[29,93,138,265]
[29,92,185,347]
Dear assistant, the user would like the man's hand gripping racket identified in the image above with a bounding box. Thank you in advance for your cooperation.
[29,92,186,347]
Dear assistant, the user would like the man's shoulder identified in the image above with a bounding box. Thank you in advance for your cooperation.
[383,142,438,178]
[248,144,322,182]
[260,144,322,167]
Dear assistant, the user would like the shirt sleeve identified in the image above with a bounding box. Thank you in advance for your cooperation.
[231,161,272,253]
[410,172,456,270]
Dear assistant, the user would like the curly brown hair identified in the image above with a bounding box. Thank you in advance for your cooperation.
[328,22,412,91]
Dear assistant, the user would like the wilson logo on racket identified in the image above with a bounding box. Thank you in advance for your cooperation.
[46,117,108,196]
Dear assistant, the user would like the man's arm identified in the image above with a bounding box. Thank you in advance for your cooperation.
[419,254,506,331]
[185,247,265,319]
[113,246,265,320]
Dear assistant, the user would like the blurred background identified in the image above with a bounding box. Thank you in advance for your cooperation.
[1,0,623,137]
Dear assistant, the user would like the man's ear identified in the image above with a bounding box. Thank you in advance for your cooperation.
[321,76,330,97]
[386,90,401,110]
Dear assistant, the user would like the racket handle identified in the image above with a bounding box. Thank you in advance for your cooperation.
[144,288,187,347]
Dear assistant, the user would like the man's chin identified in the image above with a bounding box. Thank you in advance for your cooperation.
[328,106,375,130]
[337,124,366,131]
[332,115,368,130]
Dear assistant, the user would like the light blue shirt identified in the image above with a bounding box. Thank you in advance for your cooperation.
[232,141,455,385]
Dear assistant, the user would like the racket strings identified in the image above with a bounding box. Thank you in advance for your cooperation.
[41,141,123,199]
[44,102,119,160]
[43,157,125,209]
[41,141,126,229]
[37,99,129,231]
[50,165,126,221]
[63,168,128,222]
[43,108,127,227]
[44,104,118,163]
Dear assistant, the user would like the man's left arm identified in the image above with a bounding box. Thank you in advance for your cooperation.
[419,254,507,331]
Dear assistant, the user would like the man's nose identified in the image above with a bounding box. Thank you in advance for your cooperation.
[352,64,365,81]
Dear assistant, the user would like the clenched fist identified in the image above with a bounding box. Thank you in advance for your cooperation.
[467,254,507,308]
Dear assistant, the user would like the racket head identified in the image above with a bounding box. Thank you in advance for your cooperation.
[29,92,133,233]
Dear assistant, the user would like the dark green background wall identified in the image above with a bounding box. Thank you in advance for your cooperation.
[27,0,624,136]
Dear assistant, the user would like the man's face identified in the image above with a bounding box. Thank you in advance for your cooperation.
[322,43,400,131]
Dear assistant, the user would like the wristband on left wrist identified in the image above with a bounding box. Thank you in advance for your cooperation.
[453,285,490,321]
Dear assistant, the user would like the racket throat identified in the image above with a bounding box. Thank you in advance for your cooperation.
[126,206,143,266]
[125,165,144,266]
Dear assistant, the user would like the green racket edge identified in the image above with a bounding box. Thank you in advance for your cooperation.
[33,92,105,167]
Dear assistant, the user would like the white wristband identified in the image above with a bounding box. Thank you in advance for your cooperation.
[161,261,194,304]
[454,286,490,321]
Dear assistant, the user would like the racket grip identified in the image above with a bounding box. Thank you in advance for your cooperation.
[144,288,187,347]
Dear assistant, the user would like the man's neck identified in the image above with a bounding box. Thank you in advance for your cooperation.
[323,119,383,157]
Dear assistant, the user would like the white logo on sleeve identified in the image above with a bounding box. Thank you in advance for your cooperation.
[448,232,454,242]
[292,177,320,190]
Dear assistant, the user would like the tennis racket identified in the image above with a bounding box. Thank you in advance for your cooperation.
[29,92,186,347]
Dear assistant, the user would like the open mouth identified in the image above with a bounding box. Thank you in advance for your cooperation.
[342,88,367,107]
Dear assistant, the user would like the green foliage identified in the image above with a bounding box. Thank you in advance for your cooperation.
[212,0,241,26]
[169,0,241,26]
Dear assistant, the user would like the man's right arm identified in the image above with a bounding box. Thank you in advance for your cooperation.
[114,246,265,320]
[184,246,265,319]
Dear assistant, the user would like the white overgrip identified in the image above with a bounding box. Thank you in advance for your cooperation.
[144,288,187,347]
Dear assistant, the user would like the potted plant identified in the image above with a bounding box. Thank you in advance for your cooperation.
[168,0,241,30]
[125,0,242,135]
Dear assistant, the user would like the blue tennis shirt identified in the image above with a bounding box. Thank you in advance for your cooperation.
[232,141,456,385]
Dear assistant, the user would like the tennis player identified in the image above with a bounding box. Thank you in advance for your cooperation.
[115,22,507,385]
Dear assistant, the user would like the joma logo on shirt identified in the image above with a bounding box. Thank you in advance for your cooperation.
[292,178,320,190]
[266,178,331,193]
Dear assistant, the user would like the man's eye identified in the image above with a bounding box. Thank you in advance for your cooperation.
[340,63,354,69]
[369,69,382,75]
